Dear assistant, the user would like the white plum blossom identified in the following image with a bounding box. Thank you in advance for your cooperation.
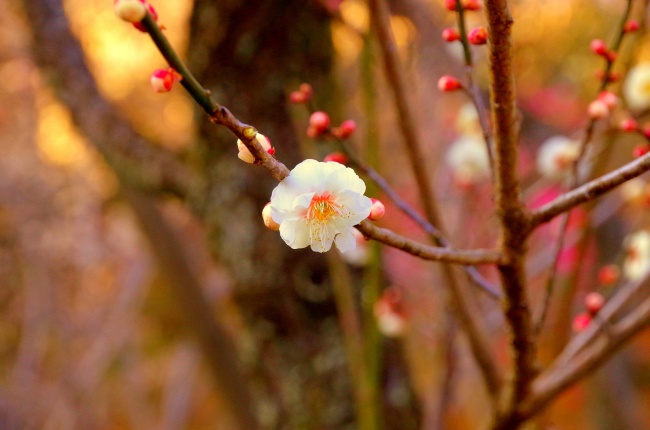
[270,160,372,253]
[446,134,490,185]
[536,136,580,180]
[623,230,650,281]
[624,63,650,111]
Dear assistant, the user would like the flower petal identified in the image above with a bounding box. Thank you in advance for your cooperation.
[279,219,310,249]
[335,227,357,252]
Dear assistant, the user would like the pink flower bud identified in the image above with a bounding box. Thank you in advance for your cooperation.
[463,0,481,11]
[597,91,618,109]
[588,99,610,119]
[289,91,307,103]
[323,152,348,165]
[442,28,460,42]
[584,292,605,315]
[606,51,617,62]
[150,68,176,93]
[438,75,462,92]
[572,313,591,332]
[468,27,488,45]
[597,264,620,285]
[309,111,331,134]
[262,202,280,231]
[299,83,314,99]
[590,39,608,56]
[633,144,650,158]
[114,0,147,23]
[624,19,640,33]
[368,198,385,221]
[444,0,459,11]
[132,1,158,32]
[332,119,357,139]
[620,118,638,132]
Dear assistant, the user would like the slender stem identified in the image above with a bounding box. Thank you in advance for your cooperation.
[356,221,503,265]
[483,0,537,425]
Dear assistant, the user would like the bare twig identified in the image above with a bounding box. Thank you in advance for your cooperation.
[529,150,650,228]
[483,0,537,426]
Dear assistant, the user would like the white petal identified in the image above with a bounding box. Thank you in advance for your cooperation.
[335,227,357,252]
[310,221,336,252]
[325,163,366,195]
[336,191,372,225]
[279,219,310,249]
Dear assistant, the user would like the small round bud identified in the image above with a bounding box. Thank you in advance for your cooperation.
[237,133,273,164]
[289,91,307,103]
[150,68,175,93]
[132,1,158,32]
[588,99,610,119]
[624,19,640,33]
[444,0,459,11]
[633,144,650,158]
[438,75,462,92]
[323,152,348,165]
[442,28,460,42]
[606,51,617,62]
[584,292,605,315]
[620,118,638,132]
[462,0,481,11]
[262,203,280,231]
[114,0,147,23]
[468,27,488,45]
[590,39,608,56]
[597,91,618,109]
[598,264,620,285]
[332,119,357,139]
[299,83,314,99]
[572,313,591,332]
[309,111,331,135]
[368,198,385,221]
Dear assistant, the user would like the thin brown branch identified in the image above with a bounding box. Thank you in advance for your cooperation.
[530,150,650,228]
[357,221,503,265]
[484,0,537,425]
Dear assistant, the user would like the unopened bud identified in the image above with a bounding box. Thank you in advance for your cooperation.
[624,19,640,33]
[114,0,147,23]
[237,133,273,164]
[468,27,488,45]
[309,111,331,135]
[590,39,608,56]
[332,119,357,139]
[438,75,462,92]
[444,0,459,11]
[633,144,650,158]
[323,152,348,165]
[463,0,481,10]
[584,292,605,315]
[442,28,460,42]
[588,99,610,119]
[572,313,591,332]
[368,198,386,221]
[597,264,620,285]
[132,1,158,32]
[620,118,638,132]
[150,68,176,93]
[597,91,618,109]
[262,203,280,231]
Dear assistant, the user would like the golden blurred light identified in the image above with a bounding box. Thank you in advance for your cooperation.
[36,92,89,167]
[340,0,369,33]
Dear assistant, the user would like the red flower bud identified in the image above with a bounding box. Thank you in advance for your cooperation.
[309,111,331,134]
[633,144,650,158]
[572,313,591,332]
[463,0,481,11]
[620,118,638,132]
[289,91,307,104]
[468,27,488,45]
[368,198,386,221]
[442,28,460,42]
[132,1,158,32]
[598,264,620,285]
[150,68,176,92]
[323,152,348,165]
[332,119,357,139]
[590,39,608,56]
[584,292,605,315]
[624,19,640,33]
[444,0,459,11]
[438,75,462,92]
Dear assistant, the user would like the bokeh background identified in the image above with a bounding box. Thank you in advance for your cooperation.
[2,0,650,428]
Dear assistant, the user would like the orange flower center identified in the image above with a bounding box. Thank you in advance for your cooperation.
[307,193,342,223]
